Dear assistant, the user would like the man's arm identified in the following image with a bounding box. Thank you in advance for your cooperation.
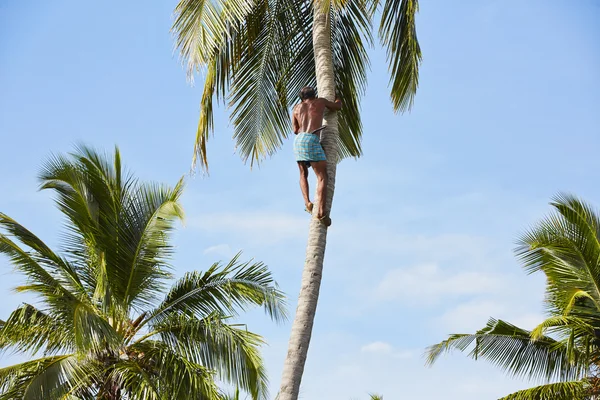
[321,97,342,111]
[292,106,300,134]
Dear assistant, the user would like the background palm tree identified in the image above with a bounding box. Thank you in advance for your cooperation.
[426,194,600,400]
[0,145,287,400]
[172,1,421,398]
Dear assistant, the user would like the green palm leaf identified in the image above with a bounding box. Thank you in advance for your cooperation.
[145,314,268,399]
[145,253,287,326]
[0,355,98,400]
[331,1,372,160]
[120,341,222,400]
[0,214,85,297]
[173,0,253,78]
[498,381,589,400]
[0,304,71,355]
[426,318,587,382]
[378,0,422,111]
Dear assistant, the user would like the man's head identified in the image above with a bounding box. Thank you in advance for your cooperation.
[299,86,316,101]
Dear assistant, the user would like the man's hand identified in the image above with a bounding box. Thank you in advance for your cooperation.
[334,97,342,109]
[323,96,342,111]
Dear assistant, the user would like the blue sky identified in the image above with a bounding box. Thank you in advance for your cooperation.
[1,0,599,398]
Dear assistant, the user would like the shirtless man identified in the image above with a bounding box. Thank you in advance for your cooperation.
[292,86,342,226]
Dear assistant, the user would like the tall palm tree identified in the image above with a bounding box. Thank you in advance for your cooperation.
[0,146,287,400]
[426,194,600,400]
[172,1,421,398]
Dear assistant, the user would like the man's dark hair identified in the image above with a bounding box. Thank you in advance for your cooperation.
[300,86,316,101]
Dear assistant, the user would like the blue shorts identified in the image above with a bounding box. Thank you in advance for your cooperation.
[294,128,327,163]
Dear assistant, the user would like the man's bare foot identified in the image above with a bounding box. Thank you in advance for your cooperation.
[305,202,314,214]
[318,215,332,227]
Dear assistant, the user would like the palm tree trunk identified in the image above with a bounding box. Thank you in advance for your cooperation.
[278,4,338,400]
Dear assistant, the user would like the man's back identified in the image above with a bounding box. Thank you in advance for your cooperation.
[293,98,327,133]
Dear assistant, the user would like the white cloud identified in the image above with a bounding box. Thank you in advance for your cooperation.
[203,244,233,257]
[438,300,545,333]
[360,341,415,360]
[393,350,414,359]
[510,313,545,331]
[188,211,307,244]
[334,363,362,379]
[361,341,393,354]
[375,263,503,305]
[439,300,506,332]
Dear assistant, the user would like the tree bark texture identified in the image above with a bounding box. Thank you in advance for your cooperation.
[278,4,339,400]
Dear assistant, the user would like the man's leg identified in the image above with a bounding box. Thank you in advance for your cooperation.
[298,162,312,211]
[310,161,328,219]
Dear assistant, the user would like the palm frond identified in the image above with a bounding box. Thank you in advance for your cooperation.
[192,56,218,172]
[530,315,596,342]
[426,318,587,382]
[0,235,118,355]
[0,355,67,399]
[331,0,372,160]
[0,234,78,305]
[228,0,297,167]
[120,178,185,309]
[562,288,599,315]
[124,341,221,400]
[551,193,600,244]
[145,253,287,327]
[186,10,245,171]
[498,380,588,400]
[378,0,421,112]
[173,0,257,171]
[148,314,268,399]
[0,304,71,356]
[106,361,162,400]
[172,0,253,79]
[517,195,600,313]
[0,355,98,400]
[0,213,86,299]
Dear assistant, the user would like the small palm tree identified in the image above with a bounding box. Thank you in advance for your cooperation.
[427,194,600,399]
[0,146,286,399]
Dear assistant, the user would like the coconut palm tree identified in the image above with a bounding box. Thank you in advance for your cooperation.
[0,146,287,400]
[426,194,600,399]
[172,1,421,398]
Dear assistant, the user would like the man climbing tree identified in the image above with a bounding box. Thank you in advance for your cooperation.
[292,86,342,226]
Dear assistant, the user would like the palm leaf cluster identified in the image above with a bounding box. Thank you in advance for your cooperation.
[0,146,286,399]
[426,194,600,399]
[172,0,421,170]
